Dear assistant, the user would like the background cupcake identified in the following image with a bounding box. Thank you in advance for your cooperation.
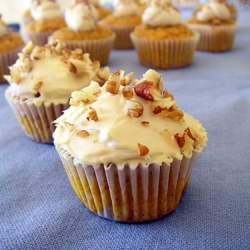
[4,39,110,143]
[186,0,238,52]
[24,0,66,45]
[0,14,24,83]
[100,0,142,49]
[53,69,208,222]
[130,0,199,69]
[51,0,115,65]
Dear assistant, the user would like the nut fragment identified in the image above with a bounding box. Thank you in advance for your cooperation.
[9,66,21,83]
[120,72,134,86]
[69,62,77,74]
[93,66,110,86]
[141,121,149,126]
[122,85,134,99]
[22,41,34,55]
[33,81,43,92]
[106,80,120,94]
[77,130,89,138]
[135,81,160,101]
[87,107,98,121]
[126,100,143,117]
[137,143,149,156]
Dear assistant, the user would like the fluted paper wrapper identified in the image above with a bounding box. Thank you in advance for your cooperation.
[130,32,199,69]
[56,147,203,222]
[5,89,69,143]
[25,30,54,46]
[55,33,115,66]
[0,46,23,83]
[187,23,238,52]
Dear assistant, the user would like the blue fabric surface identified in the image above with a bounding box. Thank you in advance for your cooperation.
[1,9,250,250]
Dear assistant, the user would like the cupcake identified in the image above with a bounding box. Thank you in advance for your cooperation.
[53,69,208,222]
[4,39,110,143]
[0,14,24,83]
[50,0,115,65]
[130,0,199,69]
[186,0,238,52]
[100,0,142,49]
[24,0,66,45]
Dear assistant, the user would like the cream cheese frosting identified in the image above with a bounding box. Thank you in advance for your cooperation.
[0,15,8,36]
[4,40,110,106]
[53,69,207,169]
[196,0,230,22]
[113,0,140,18]
[30,0,62,21]
[142,0,181,27]
[65,1,98,31]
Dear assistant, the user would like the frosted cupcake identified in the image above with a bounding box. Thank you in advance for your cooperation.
[130,0,199,69]
[24,0,66,45]
[187,0,238,52]
[51,0,115,65]
[53,69,208,222]
[0,15,24,83]
[4,39,110,143]
[100,0,142,49]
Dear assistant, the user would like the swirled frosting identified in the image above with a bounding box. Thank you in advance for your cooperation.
[113,0,140,18]
[196,0,230,21]
[142,0,181,27]
[53,69,207,169]
[30,0,62,20]
[4,40,110,106]
[0,15,8,36]
[65,2,98,31]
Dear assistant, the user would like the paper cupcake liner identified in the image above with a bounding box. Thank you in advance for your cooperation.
[130,32,200,69]
[187,23,238,52]
[53,33,116,66]
[0,46,24,83]
[5,89,69,143]
[56,146,204,222]
[24,30,54,46]
[105,25,136,49]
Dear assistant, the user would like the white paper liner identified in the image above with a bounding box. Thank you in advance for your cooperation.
[24,30,53,46]
[130,31,200,69]
[51,33,116,66]
[5,89,69,143]
[0,46,24,83]
[187,23,238,52]
[56,146,203,222]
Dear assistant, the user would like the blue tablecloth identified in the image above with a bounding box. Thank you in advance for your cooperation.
[1,8,250,250]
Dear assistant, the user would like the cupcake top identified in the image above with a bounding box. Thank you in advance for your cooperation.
[65,0,98,31]
[142,0,181,27]
[30,0,63,20]
[4,39,110,106]
[113,0,140,18]
[53,69,207,168]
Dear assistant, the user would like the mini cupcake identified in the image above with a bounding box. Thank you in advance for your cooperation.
[4,39,110,143]
[186,0,238,52]
[50,0,115,66]
[100,0,142,49]
[24,0,66,45]
[53,69,208,222]
[130,0,199,69]
[0,14,24,83]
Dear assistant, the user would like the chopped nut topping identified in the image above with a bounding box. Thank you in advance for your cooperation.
[69,62,77,74]
[33,81,43,92]
[120,72,134,86]
[141,121,149,126]
[162,89,174,99]
[93,66,110,86]
[87,107,98,121]
[105,70,124,94]
[137,143,149,156]
[126,100,143,117]
[9,66,21,83]
[174,127,196,152]
[134,81,160,101]
[64,122,74,131]
[77,130,89,138]
[22,41,34,55]
[122,85,134,99]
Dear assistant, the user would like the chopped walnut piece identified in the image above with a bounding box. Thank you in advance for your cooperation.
[122,86,134,99]
[77,130,89,138]
[137,143,149,156]
[120,72,134,86]
[174,128,195,153]
[139,69,163,92]
[62,49,72,59]
[64,122,74,132]
[33,81,43,93]
[174,133,185,148]
[69,62,77,74]
[141,121,149,126]
[162,89,174,100]
[87,107,98,121]
[126,100,143,117]
[93,66,110,86]
[9,66,21,83]
[22,41,34,55]
[105,70,124,94]
[135,81,160,101]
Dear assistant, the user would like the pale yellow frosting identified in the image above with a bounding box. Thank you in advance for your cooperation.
[65,2,98,31]
[196,0,230,21]
[142,0,181,27]
[113,0,140,18]
[53,69,207,169]
[30,0,62,21]
[4,40,110,106]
